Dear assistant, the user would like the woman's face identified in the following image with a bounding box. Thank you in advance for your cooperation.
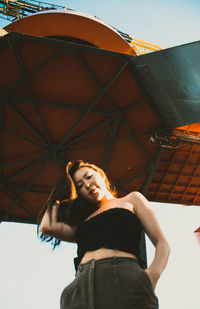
[73,166,107,203]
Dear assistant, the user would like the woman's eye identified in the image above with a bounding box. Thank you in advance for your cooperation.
[87,175,92,179]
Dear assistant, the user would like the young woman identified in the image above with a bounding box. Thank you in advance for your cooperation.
[38,160,170,309]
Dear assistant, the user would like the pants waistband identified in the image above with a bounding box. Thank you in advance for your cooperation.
[77,256,139,272]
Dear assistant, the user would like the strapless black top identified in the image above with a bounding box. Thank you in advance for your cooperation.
[74,208,145,270]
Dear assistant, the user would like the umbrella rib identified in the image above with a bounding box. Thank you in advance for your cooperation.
[63,121,153,154]
[64,135,133,153]
[5,184,50,194]
[2,158,50,221]
[140,148,164,195]
[77,53,149,119]
[55,160,65,177]
[5,47,65,92]
[7,99,47,145]
[2,190,36,220]
[63,117,113,149]
[102,118,119,171]
[101,96,150,164]
[4,93,112,115]
[121,118,153,162]
[119,169,147,186]
[0,154,43,166]
[57,60,129,150]
[0,155,46,189]
[65,126,153,152]
[76,52,117,112]
[115,183,129,194]
[4,126,44,149]
[116,150,162,194]
[7,36,51,144]
[120,96,148,115]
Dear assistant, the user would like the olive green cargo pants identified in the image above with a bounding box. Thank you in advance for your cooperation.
[60,257,159,309]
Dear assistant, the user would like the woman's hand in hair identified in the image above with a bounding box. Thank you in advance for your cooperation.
[40,201,77,243]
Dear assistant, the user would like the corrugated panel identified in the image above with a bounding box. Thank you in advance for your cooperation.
[132,41,200,129]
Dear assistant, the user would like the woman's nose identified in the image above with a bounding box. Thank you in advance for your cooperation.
[85,182,91,189]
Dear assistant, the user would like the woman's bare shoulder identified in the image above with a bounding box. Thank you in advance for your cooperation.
[121,191,148,213]
[117,192,142,214]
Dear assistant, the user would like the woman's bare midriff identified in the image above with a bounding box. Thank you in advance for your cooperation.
[80,248,137,264]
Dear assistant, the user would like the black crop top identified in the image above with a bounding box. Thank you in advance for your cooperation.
[74,208,145,270]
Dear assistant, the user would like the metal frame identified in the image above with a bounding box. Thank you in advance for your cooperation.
[141,148,163,195]
[0,32,161,223]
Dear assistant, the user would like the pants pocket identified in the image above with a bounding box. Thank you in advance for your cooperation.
[143,270,155,291]
[141,270,158,303]
[60,279,78,308]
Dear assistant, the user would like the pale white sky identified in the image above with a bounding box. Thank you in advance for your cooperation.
[1,1,200,308]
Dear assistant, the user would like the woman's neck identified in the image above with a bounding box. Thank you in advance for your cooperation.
[98,192,116,207]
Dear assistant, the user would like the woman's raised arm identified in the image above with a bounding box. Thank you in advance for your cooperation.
[40,201,77,243]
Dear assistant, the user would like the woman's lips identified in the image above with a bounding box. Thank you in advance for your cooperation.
[89,187,98,195]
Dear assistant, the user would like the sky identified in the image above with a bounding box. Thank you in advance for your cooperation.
[1,0,200,308]
[1,0,200,48]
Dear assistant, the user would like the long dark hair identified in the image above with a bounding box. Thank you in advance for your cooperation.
[37,160,117,247]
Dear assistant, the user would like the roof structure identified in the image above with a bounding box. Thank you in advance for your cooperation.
[1,11,200,226]
[132,45,200,205]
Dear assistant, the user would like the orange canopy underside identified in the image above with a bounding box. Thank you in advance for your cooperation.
[1,11,200,224]
[174,123,200,137]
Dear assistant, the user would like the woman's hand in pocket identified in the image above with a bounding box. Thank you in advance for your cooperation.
[145,268,160,290]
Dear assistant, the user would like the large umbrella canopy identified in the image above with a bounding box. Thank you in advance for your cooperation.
[0,30,160,224]
[1,11,200,225]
